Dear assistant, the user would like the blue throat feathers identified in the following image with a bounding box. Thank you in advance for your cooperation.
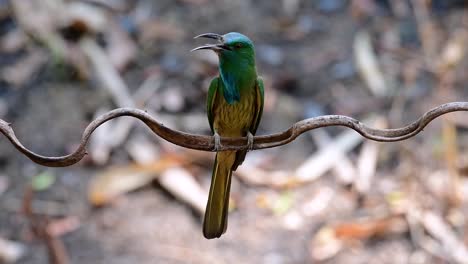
[219,70,241,104]
[219,56,256,105]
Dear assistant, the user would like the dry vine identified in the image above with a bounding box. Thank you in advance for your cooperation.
[0,102,467,167]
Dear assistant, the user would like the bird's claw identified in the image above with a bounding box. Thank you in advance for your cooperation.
[213,132,222,151]
[247,132,254,151]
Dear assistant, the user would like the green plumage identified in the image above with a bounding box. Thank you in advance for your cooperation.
[195,32,264,239]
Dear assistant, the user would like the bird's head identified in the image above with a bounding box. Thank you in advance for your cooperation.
[192,32,255,65]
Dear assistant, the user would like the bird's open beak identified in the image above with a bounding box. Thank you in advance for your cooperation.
[194,33,223,41]
[191,44,231,52]
[191,33,231,52]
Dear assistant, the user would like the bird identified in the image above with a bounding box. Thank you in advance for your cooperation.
[192,32,264,239]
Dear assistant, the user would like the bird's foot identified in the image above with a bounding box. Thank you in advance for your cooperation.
[213,132,222,151]
[247,132,254,151]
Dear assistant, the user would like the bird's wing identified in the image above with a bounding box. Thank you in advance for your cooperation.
[233,77,264,171]
[207,77,219,133]
[250,77,265,134]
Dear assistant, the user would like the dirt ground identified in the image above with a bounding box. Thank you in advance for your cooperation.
[1,0,468,263]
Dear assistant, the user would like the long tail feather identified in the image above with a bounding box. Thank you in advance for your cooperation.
[203,151,235,239]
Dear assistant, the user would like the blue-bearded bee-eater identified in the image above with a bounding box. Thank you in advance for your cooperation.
[192,32,264,239]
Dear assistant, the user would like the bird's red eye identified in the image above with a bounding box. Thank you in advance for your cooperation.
[235,43,243,49]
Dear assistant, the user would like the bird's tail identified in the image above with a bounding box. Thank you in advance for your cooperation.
[203,151,236,239]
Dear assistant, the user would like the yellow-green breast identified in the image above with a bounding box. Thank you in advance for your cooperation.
[213,84,256,137]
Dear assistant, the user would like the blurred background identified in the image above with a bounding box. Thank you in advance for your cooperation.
[0,0,468,263]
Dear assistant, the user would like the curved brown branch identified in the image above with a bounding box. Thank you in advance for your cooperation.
[0,102,467,167]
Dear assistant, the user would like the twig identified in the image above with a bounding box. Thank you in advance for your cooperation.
[22,188,70,264]
[0,102,467,167]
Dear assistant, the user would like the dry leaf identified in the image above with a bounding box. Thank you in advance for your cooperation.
[333,216,407,240]
[88,156,182,206]
[311,215,407,260]
[158,167,207,214]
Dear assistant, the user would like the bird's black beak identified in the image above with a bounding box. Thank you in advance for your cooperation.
[191,44,231,52]
[194,33,223,41]
[191,33,231,52]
